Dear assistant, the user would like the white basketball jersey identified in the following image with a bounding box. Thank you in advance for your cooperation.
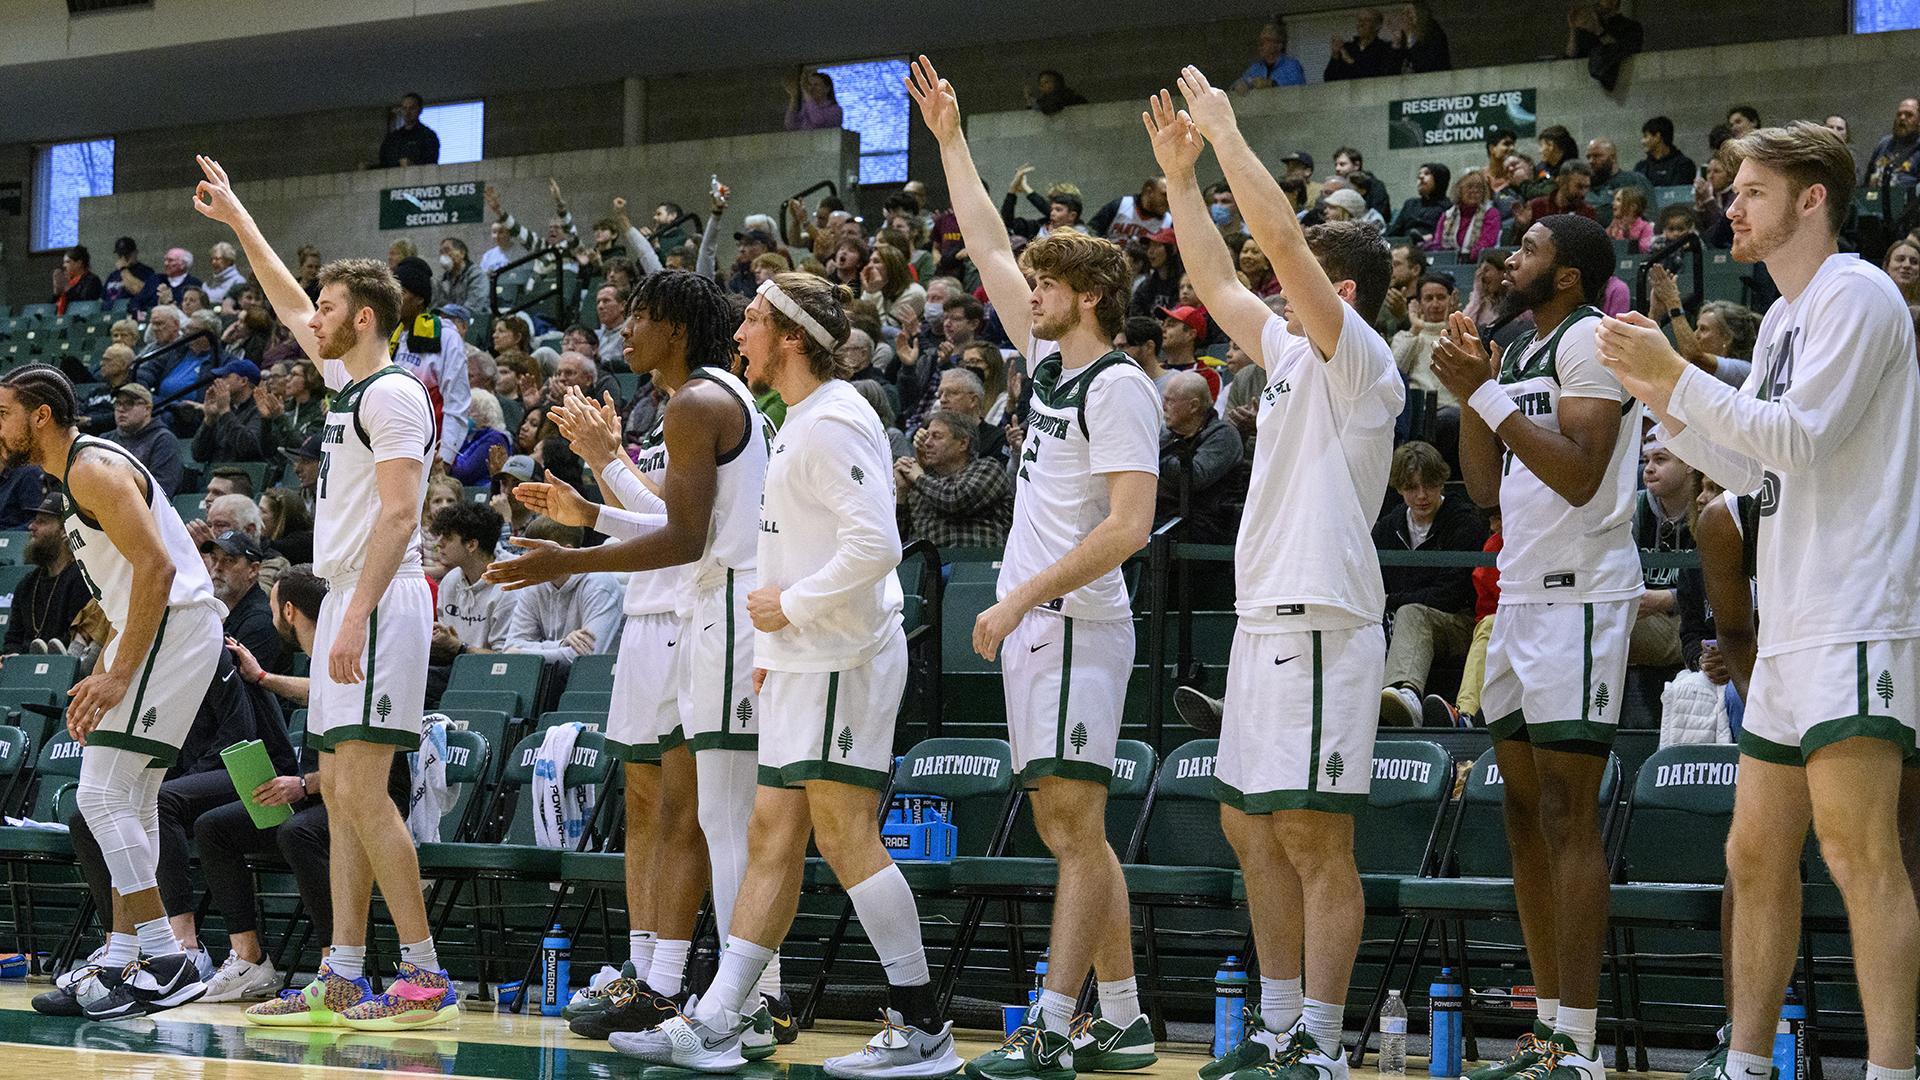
[619,412,692,617]
[684,365,772,590]
[62,435,219,631]
[315,361,436,582]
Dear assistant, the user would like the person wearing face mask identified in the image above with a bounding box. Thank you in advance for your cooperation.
[432,237,486,315]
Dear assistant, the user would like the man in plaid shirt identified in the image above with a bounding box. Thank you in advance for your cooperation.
[895,410,1014,549]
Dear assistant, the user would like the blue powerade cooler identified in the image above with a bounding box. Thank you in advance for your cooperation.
[882,794,957,861]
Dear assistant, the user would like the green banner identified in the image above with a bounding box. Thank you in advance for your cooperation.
[379,181,484,230]
[1388,89,1536,150]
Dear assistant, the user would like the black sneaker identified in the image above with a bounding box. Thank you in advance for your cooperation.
[32,964,105,1016]
[1173,685,1223,736]
[764,992,798,1045]
[568,981,682,1039]
[83,954,208,1021]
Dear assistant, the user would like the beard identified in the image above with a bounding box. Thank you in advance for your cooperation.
[746,348,784,396]
[24,531,60,568]
[1493,269,1556,323]
[1,427,41,471]
[1031,306,1080,343]
[317,321,360,361]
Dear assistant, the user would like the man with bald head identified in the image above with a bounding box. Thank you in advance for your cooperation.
[1586,136,1651,204]
[1155,370,1244,543]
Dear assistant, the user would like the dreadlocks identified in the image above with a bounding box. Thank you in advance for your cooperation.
[0,363,78,428]
[627,269,739,371]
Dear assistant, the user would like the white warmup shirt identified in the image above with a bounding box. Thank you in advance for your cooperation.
[1665,253,1920,655]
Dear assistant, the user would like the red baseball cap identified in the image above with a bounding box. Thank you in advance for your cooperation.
[1156,305,1207,334]
[1148,227,1178,246]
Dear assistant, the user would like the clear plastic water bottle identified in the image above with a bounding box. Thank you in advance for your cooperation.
[1428,967,1463,1078]
[1380,989,1409,1075]
[1213,955,1248,1057]
[540,924,571,1017]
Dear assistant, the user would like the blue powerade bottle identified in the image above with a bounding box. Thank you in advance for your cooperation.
[1428,967,1463,1078]
[541,924,572,1017]
[1214,955,1248,1057]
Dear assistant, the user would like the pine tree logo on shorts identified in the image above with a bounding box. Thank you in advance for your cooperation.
[850,465,865,485]
[376,694,393,721]
[140,707,157,732]
[1324,752,1345,785]
[1592,683,1610,715]
[1879,670,1896,708]
[735,698,754,727]
[1069,723,1088,753]
[837,726,853,757]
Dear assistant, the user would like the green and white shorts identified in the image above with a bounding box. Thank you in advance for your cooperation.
[1482,599,1633,752]
[678,570,759,755]
[1217,622,1384,814]
[1741,638,1920,765]
[758,632,908,791]
[86,602,224,767]
[1001,608,1131,786]
[606,611,685,763]
[308,574,431,752]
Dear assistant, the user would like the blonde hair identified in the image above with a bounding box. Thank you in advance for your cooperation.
[1019,231,1130,338]
[1723,121,1857,234]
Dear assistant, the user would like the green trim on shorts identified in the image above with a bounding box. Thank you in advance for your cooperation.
[1017,757,1112,787]
[606,737,663,764]
[1803,715,1915,762]
[686,730,757,753]
[1487,708,1528,742]
[1214,778,1367,816]
[1857,643,1870,716]
[1738,729,1805,766]
[1487,710,1614,754]
[360,608,380,724]
[758,760,890,791]
[1306,630,1324,793]
[119,608,170,741]
[657,725,686,752]
[311,725,420,752]
[721,570,737,737]
[817,672,841,761]
[85,730,177,767]
[1581,604,1594,723]
[1054,616,1075,759]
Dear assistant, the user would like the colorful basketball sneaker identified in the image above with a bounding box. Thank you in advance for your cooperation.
[338,963,460,1031]
[246,964,373,1026]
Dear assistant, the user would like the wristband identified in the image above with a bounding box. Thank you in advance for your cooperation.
[1468,382,1519,430]
[1667,307,1685,323]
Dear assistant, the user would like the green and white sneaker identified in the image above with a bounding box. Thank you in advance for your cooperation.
[742,1000,777,1061]
[564,962,636,1019]
[1233,1028,1344,1080]
[1466,1022,1553,1080]
[1070,1014,1157,1072]
[964,1021,1075,1080]
[1682,1029,1730,1080]
[1201,1007,1287,1080]
[1510,1034,1603,1080]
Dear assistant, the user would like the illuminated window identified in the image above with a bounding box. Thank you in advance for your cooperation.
[815,59,911,185]
[421,100,485,164]
[1855,0,1920,32]
[33,139,113,252]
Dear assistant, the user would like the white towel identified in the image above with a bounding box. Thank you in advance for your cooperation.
[532,722,591,850]
[406,716,454,843]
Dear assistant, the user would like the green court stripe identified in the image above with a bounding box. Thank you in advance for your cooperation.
[1857,642,1869,717]
[1307,630,1324,791]
[721,570,736,733]
[123,608,170,735]
[819,672,841,760]
[1582,604,1594,722]
[1054,618,1075,758]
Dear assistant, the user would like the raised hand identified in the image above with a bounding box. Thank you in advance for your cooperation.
[1430,312,1501,404]
[512,475,597,527]
[1175,65,1238,141]
[1596,310,1688,410]
[1010,164,1036,195]
[191,155,246,226]
[485,184,503,215]
[906,55,963,143]
[551,388,622,468]
[1143,89,1206,175]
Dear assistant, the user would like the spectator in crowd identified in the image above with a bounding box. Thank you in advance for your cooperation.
[1392,2,1452,72]
[1026,69,1088,114]
[1461,246,1515,328]
[1154,370,1243,544]
[1886,238,1920,303]
[1629,432,1697,668]
[1517,161,1596,236]
[956,341,1011,425]
[1321,188,1372,225]
[1375,441,1488,726]
[201,468,254,511]
[852,378,913,462]
[136,247,202,312]
[145,310,223,428]
[109,317,140,352]
[1155,304,1222,399]
[221,283,294,363]
[1867,98,1920,189]
[491,310,535,359]
[79,343,139,435]
[589,284,628,372]
[1492,151,1534,219]
[293,244,323,301]
[282,435,322,517]
[378,92,440,167]
[928,367,1007,462]
[1607,187,1654,253]
[1115,316,1174,390]
[106,383,185,497]
[1725,103,1760,139]
[1648,265,1758,386]
[1237,237,1282,298]
[1393,272,1465,411]
[1693,153,1736,246]
[825,238,866,291]
[1345,171,1391,225]
[259,487,313,565]
[861,244,929,321]
[452,388,514,486]
[1585,136,1650,202]
[1090,176,1172,245]
[481,219,525,276]
[1129,228,1184,317]
[1378,242,1430,336]
[486,180,582,280]
[501,515,622,668]
[1388,163,1453,243]
[259,359,326,458]
[433,237,486,315]
[103,236,154,308]
[1478,128,1518,188]
[391,255,472,468]
[194,493,291,597]
[1280,150,1318,198]
[202,241,246,306]
[1208,183,1244,236]
[0,457,39,532]
[1,492,91,657]
[192,358,268,463]
[1656,203,1699,247]
[201,529,283,674]
[895,410,1015,549]
[1634,117,1697,188]
[1233,20,1306,90]
[1428,171,1501,260]
[429,502,516,664]
[1002,168,1088,241]
[727,227,778,296]
[784,69,843,130]
[1534,125,1580,187]
[1566,0,1643,90]
[178,285,211,317]
[53,245,103,311]
[1325,7,1399,79]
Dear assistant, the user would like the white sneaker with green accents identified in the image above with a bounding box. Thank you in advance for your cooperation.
[1069,1014,1157,1071]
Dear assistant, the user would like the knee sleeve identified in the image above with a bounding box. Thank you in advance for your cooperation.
[76,745,164,894]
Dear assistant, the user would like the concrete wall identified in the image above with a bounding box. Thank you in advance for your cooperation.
[73,128,857,300]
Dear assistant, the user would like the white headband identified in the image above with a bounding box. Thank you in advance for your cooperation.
[757,280,837,351]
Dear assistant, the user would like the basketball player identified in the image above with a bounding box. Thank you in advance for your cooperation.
[1147,72,1402,1080]
[486,269,787,1043]
[611,273,960,1078]
[2,365,222,1020]
[1597,122,1920,1080]
[191,156,455,1030]
[911,56,1160,1078]
[1429,212,1641,1080]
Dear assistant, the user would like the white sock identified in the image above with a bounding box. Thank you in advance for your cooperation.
[629,930,657,973]
[1097,978,1141,1025]
[1555,1005,1597,1058]
[757,954,783,1000]
[134,916,182,958]
[690,936,772,1030]
[1037,988,1076,1034]
[328,944,367,981]
[400,937,440,973]
[1535,996,1560,1027]
[848,865,931,987]
[1727,1050,1774,1080]
[105,932,140,966]
[649,939,690,996]
[1302,997,1343,1054]
[1261,975,1303,1031]
[1864,1064,1917,1080]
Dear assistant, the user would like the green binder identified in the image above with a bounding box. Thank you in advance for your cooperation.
[221,739,293,829]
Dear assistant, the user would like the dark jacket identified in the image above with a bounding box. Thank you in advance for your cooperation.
[170,646,299,781]
[1634,150,1698,190]
[1372,494,1488,615]
[57,272,103,307]
[108,419,185,498]
[1,560,91,654]
[379,122,441,168]
[192,393,268,463]
[1155,415,1246,544]
[0,465,44,531]
[1387,196,1451,241]
[224,584,284,677]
